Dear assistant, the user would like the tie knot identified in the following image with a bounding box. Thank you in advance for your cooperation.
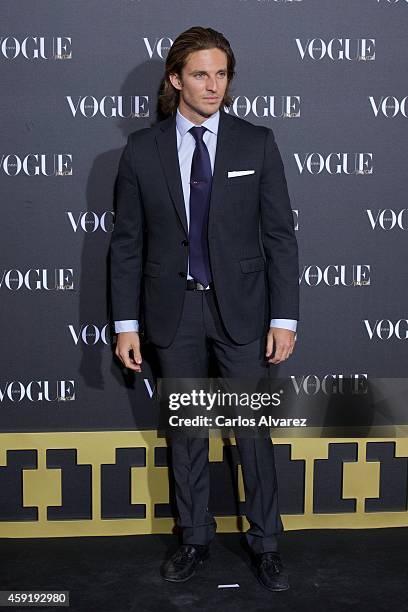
[189,126,207,142]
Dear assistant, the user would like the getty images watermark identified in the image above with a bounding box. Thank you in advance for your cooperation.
[156,377,310,438]
[166,387,307,429]
[155,377,408,438]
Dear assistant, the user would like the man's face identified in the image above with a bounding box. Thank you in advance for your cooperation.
[169,47,229,122]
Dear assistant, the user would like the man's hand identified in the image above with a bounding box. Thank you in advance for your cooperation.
[115,331,142,372]
[265,327,296,364]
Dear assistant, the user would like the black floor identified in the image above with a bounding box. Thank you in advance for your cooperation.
[1,529,407,611]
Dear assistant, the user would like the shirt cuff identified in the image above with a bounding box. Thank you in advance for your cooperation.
[114,320,139,334]
[270,318,297,332]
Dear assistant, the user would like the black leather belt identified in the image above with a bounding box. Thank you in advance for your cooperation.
[186,279,213,291]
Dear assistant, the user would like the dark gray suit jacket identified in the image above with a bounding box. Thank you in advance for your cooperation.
[110,109,299,348]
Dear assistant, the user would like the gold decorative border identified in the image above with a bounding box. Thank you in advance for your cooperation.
[0,431,407,537]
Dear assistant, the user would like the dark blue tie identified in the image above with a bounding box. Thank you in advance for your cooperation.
[188,126,213,287]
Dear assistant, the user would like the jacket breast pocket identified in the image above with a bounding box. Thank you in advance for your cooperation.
[226,175,257,187]
[239,256,265,273]
[143,261,161,277]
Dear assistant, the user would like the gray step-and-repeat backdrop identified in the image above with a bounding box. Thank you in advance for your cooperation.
[1,1,407,533]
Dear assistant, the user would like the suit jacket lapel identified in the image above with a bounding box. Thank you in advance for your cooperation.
[209,109,237,221]
[155,114,188,234]
[155,108,238,237]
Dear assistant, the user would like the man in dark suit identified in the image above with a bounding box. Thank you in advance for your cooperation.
[110,26,299,592]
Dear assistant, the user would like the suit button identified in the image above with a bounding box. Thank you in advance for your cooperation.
[181,240,189,246]
[179,272,186,277]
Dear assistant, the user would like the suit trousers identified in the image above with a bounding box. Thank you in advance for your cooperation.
[153,287,284,554]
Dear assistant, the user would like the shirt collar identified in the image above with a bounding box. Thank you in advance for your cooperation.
[176,106,220,137]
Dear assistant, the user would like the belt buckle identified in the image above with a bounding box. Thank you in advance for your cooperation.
[196,281,208,291]
[187,278,211,291]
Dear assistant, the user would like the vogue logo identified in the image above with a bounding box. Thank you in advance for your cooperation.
[66,96,149,118]
[364,320,408,340]
[0,380,76,402]
[294,153,373,175]
[69,324,111,345]
[67,211,114,233]
[300,265,371,286]
[366,209,408,230]
[225,96,301,118]
[0,36,71,59]
[0,154,72,176]
[291,374,368,395]
[296,38,375,61]
[143,37,173,59]
[369,96,408,117]
[0,269,74,291]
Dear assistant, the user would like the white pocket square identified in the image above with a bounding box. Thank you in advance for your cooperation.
[227,170,255,178]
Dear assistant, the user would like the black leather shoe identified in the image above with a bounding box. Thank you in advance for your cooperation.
[254,552,289,592]
[161,544,209,582]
